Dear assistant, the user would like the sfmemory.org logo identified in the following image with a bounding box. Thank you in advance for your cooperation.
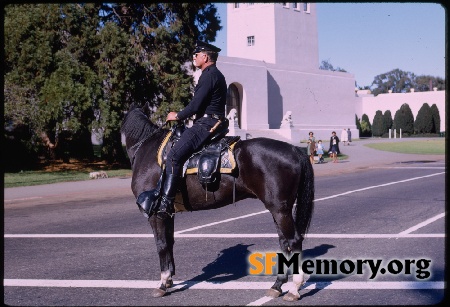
[247,252,431,279]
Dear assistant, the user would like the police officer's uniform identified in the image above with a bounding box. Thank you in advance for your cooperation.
[157,41,227,220]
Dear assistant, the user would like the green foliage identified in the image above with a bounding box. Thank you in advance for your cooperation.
[371,110,384,137]
[370,68,445,96]
[393,103,414,135]
[414,103,433,134]
[319,59,347,72]
[382,110,393,136]
[360,114,372,137]
[4,3,222,168]
[430,104,441,133]
[355,114,361,134]
[415,75,445,92]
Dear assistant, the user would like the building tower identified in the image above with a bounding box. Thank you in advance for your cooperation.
[227,3,319,70]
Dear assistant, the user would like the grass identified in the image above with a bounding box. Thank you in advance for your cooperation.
[4,169,132,188]
[365,139,445,155]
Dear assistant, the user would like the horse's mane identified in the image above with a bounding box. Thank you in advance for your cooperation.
[120,108,162,142]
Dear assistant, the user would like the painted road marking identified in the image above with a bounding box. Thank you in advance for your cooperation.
[4,233,445,238]
[4,279,444,290]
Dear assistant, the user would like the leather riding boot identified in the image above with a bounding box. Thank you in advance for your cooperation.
[156,173,179,220]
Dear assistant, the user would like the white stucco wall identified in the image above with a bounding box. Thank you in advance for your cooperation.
[356,90,446,132]
[227,3,318,70]
[217,56,269,130]
[227,3,276,64]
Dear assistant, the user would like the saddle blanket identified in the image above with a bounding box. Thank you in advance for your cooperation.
[156,131,239,176]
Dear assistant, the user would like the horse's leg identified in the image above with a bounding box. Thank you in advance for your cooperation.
[149,215,175,297]
[269,209,306,301]
[266,220,290,298]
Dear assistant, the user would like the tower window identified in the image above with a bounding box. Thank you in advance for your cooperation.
[303,3,310,13]
[234,3,239,8]
[293,3,299,10]
[247,36,255,46]
[282,3,289,8]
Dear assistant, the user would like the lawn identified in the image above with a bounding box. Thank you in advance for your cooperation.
[365,139,445,155]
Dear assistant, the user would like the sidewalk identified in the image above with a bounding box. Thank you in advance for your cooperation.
[307,137,445,177]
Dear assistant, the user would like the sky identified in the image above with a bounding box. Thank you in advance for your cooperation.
[212,3,446,88]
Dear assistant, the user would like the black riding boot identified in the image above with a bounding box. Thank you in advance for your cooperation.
[156,173,179,220]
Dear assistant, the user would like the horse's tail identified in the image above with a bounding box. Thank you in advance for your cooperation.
[294,147,315,235]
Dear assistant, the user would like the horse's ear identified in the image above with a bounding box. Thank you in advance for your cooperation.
[129,103,138,112]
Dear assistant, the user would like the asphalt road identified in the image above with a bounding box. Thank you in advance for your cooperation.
[3,155,446,306]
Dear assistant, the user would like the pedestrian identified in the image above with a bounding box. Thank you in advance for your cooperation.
[316,140,325,163]
[157,40,227,220]
[341,128,348,146]
[347,128,352,143]
[329,131,340,163]
[306,131,316,165]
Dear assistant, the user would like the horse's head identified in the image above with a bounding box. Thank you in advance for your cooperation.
[121,104,162,150]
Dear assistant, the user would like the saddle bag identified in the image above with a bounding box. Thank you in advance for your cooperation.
[197,141,223,184]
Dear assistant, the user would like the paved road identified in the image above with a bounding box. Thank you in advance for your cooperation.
[3,137,446,306]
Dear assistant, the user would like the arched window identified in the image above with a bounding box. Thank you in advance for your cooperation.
[226,84,241,127]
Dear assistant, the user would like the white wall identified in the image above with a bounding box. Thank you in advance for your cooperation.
[356,90,446,132]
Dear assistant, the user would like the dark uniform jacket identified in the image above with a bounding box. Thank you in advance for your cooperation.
[177,64,227,121]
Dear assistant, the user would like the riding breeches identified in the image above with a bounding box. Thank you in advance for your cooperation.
[165,117,217,176]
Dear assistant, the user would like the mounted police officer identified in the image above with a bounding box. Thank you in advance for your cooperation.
[156,40,227,220]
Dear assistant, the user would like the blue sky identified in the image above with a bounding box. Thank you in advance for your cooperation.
[212,3,446,88]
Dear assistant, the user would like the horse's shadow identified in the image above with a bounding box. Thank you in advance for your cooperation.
[168,243,252,295]
[168,242,343,298]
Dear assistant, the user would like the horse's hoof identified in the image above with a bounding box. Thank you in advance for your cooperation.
[151,288,166,298]
[283,292,300,301]
[266,288,281,298]
[165,279,173,288]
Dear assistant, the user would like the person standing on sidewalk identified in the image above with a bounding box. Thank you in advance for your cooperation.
[316,140,325,163]
[306,131,316,165]
[329,131,340,163]
[341,128,348,146]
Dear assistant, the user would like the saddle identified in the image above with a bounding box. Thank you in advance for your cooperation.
[157,123,240,184]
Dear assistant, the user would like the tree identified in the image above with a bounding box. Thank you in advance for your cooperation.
[382,110,393,136]
[355,114,361,132]
[414,103,433,134]
[319,59,347,72]
[430,104,441,134]
[360,114,372,137]
[415,75,445,92]
[371,69,415,96]
[371,110,384,137]
[4,4,103,162]
[370,69,445,96]
[4,3,222,167]
[393,103,414,136]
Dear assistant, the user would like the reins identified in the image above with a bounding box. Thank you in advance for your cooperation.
[129,128,166,167]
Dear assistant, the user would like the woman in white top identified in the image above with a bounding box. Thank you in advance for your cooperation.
[340,128,348,146]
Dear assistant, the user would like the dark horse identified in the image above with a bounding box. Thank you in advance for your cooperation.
[121,105,315,301]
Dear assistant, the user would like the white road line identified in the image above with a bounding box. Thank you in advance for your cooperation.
[175,210,269,234]
[399,212,446,235]
[4,196,43,202]
[4,233,445,238]
[315,172,445,202]
[3,279,444,290]
[372,166,446,169]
